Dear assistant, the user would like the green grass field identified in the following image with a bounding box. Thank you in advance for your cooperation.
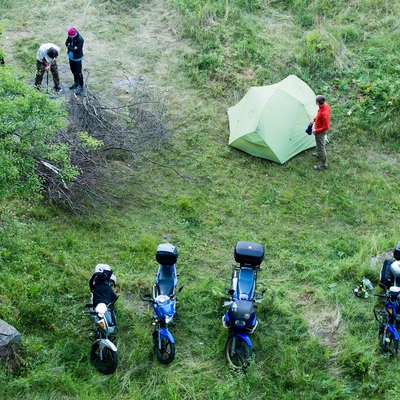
[2,0,400,399]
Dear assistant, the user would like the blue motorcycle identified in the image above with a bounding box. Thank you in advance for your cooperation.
[142,243,183,364]
[374,284,400,356]
[222,241,266,369]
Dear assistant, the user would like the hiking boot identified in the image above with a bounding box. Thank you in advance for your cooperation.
[314,165,328,171]
[54,86,63,92]
[35,85,41,91]
[75,86,83,95]
[69,82,78,90]
[312,152,318,157]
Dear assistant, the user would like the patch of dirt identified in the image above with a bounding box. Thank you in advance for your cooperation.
[303,304,343,349]
[1,0,192,97]
[299,283,343,367]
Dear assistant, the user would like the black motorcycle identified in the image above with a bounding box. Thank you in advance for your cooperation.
[85,264,118,374]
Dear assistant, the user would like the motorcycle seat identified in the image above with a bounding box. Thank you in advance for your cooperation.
[237,268,255,300]
[157,266,175,296]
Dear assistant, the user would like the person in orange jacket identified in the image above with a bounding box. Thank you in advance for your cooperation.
[309,95,331,170]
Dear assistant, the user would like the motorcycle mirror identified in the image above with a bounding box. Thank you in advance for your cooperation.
[177,285,184,293]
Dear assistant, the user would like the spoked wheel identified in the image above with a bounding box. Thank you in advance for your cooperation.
[90,342,118,374]
[153,333,175,364]
[379,326,398,356]
[224,336,252,369]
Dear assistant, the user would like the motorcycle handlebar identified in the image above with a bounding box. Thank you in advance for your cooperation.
[142,296,155,303]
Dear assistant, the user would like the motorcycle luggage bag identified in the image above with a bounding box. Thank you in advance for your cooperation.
[234,241,265,267]
[380,259,395,288]
[156,243,178,265]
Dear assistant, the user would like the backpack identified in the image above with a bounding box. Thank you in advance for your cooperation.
[380,259,395,288]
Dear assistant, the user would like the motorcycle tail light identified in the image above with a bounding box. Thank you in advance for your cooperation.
[97,320,105,329]
[388,309,393,316]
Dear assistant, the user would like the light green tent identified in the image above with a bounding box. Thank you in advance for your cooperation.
[227,75,318,164]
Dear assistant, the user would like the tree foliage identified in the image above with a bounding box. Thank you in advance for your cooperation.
[0,66,79,199]
[0,64,178,214]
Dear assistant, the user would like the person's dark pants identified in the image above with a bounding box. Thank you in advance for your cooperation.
[314,131,328,167]
[69,59,84,87]
[35,60,60,87]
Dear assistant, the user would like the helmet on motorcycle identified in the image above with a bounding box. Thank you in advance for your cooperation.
[394,242,400,260]
[94,263,115,283]
[390,260,400,277]
[94,263,112,274]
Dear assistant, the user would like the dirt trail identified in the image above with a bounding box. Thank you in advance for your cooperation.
[1,0,191,96]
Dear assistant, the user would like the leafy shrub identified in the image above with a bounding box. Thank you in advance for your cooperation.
[0,67,78,199]
[298,29,336,78]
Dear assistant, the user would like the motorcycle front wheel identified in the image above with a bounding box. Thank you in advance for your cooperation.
[224,336,252,369]
[379,326,398,356]
[90,342,118,374]
[153,333,176,364]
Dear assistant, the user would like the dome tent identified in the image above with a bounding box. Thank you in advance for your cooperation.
[227,75,318,164]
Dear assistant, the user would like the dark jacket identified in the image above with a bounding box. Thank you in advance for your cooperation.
[65,32,84,60]
[89,272,118,307]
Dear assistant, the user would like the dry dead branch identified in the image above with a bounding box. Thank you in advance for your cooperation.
[36,78,182,215]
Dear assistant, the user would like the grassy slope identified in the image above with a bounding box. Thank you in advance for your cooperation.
[1,0,400,399]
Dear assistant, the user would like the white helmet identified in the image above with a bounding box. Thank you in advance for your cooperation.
[390,261,400,277]
[94,263,116,284]
[94,263,112,273]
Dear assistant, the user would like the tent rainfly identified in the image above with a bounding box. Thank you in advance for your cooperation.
[227,75,318,164]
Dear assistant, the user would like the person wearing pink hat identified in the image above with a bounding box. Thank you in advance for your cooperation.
[65,27,84,95]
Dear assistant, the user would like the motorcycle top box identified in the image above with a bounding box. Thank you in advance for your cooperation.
[156,243,178,266]
[234,241,265,267]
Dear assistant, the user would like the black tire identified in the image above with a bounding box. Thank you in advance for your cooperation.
[378,326,399,356]
[224,335,252,369]
[153,333,176,364]
[90,342,118,374]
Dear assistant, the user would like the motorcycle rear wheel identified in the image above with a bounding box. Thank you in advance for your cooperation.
[153,334,176,364]
[378,327,398,356]
[224,336,252,369]
[90,343,118,374]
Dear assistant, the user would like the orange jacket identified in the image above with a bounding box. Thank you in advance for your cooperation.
[313,103,331,133]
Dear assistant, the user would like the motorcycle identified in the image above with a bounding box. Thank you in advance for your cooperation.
[85,264,119,374]
[142,243,183,364]
[222,241,266,369]
[373,283,400,356]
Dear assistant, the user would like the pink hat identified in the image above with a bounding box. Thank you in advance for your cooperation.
[67,27,77,36]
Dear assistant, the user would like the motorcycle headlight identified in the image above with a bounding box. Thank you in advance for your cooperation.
[97,320,105,329]
[165,315,173,324]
